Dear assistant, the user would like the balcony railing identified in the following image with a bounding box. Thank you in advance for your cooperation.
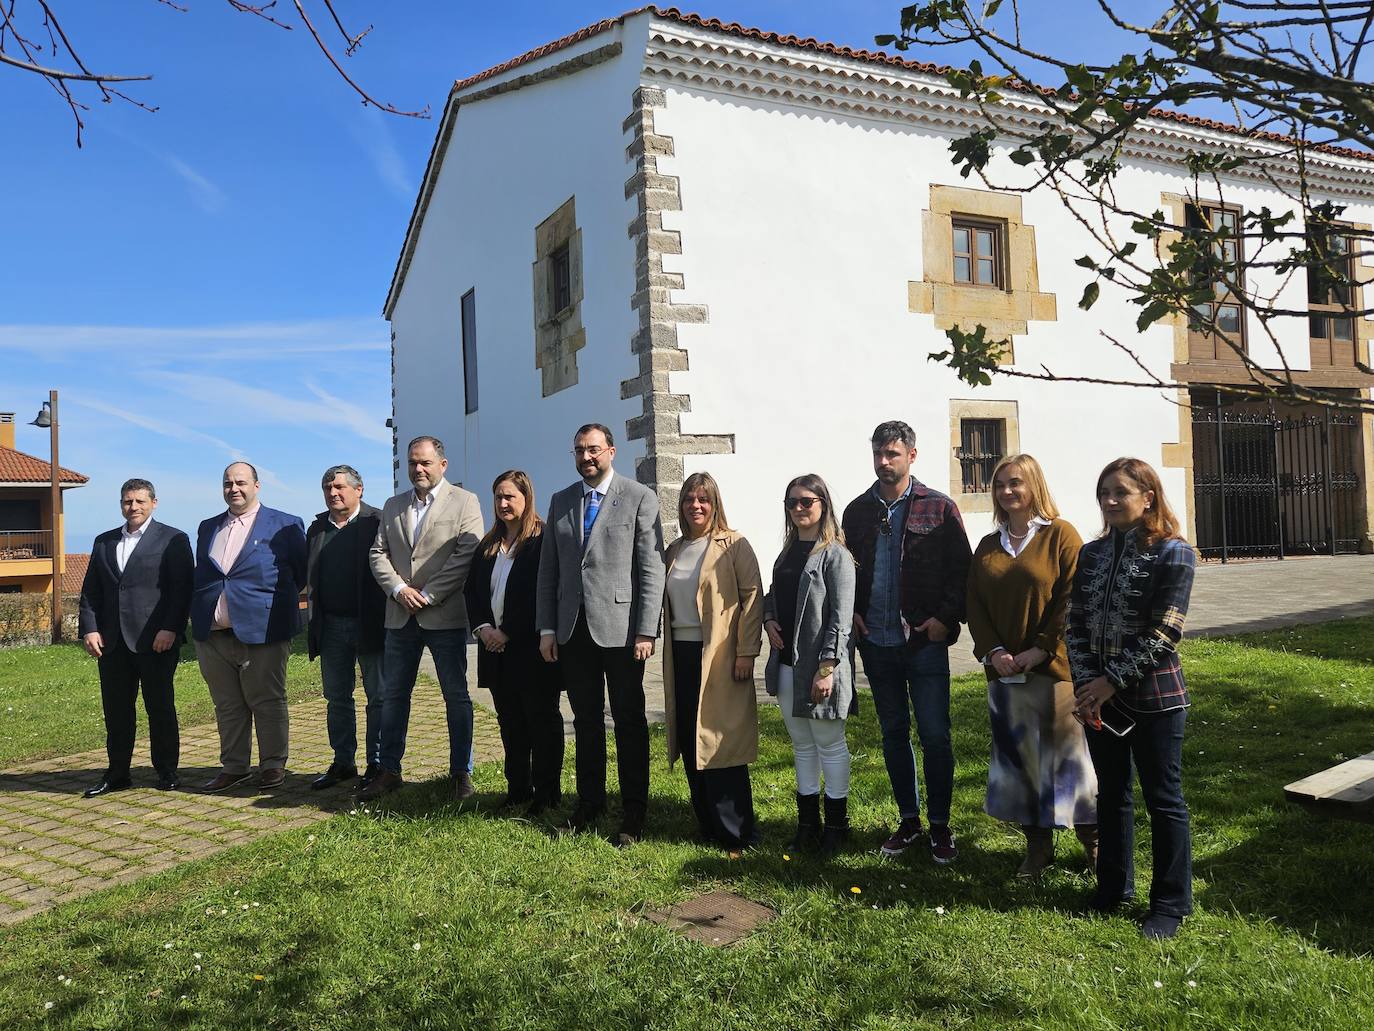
[0,530,52,561]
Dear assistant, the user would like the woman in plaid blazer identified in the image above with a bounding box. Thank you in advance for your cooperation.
[1067,457,1196,941]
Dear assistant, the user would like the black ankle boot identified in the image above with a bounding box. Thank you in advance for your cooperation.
[818,794,850,858]
[789,792,821,851]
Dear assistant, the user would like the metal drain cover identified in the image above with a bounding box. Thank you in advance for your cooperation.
[641,890,775,946]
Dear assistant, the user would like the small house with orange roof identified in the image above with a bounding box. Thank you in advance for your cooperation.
[0,411,89,594]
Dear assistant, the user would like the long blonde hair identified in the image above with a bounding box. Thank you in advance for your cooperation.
[478,470,543,558]
[989,453,1060,526]
[781,473,844,551]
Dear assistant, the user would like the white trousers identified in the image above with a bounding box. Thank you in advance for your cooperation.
[777,665,851,799]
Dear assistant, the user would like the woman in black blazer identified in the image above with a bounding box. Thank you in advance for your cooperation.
[465,470,565,812]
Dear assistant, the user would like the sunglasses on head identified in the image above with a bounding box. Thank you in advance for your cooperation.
[784,496,821,511]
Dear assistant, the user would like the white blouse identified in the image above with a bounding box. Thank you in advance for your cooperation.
[490,543,516,627]
[666,535,711,642]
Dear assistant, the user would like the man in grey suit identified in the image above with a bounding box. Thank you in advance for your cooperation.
[361,435,484,802]
[78,478,194,796]
[537,422,664,845]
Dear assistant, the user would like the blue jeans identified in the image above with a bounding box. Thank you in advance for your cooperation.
[377,619,471,778]
[858,641,954,825]
[318,614,384,770]
[1086,706,1192,917]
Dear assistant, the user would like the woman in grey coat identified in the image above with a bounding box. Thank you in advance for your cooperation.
[763,473,857,856]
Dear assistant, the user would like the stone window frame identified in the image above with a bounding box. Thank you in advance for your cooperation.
[909,184,1057,366]
[948,399,1020,515]
[532,196,586,397]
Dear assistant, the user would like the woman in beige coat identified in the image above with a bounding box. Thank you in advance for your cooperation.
[663,471,764,851]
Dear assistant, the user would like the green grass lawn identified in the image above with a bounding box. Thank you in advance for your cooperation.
[0,639,323,766]
[2,619,1373,1028]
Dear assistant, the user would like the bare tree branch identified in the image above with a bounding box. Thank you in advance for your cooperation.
[0,0,429,146]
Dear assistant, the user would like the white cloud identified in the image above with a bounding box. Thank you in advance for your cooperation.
[0,318,387,358]
[351,107,414,200]
[164,154,228,214]
[146,370,392,445]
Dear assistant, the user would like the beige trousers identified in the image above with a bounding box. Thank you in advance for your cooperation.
[195,631,291,773]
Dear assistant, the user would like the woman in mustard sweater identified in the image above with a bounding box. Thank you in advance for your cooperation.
[966,454,1097,877]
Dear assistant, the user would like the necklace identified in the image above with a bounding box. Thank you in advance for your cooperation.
[1007,526,1030,539]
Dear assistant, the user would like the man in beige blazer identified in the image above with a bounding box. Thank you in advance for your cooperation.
[360,435,484,801]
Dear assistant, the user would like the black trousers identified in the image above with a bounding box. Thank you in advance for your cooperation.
[1086,706,1193,917]
[477,639,565,803]
[672,641,757,849]
[97,636,180,777]
[561,613,649,828]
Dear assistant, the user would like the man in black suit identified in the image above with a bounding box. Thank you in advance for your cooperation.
[305,465,387,790]
[78,477,194,796]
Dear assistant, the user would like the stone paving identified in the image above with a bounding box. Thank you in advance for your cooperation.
[0,678,503,926]
[3,554,1373,926]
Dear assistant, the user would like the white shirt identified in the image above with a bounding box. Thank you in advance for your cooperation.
[408,489,436,539]
[666,534,710,641]
[329,506,362,529]
[998,516,1052,557]
[489,542,517,627]
[116,516,153,573]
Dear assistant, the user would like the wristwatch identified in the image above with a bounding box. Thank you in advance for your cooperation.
[816,662,836,679]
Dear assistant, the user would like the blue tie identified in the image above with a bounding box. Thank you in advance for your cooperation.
[582,490,601,550]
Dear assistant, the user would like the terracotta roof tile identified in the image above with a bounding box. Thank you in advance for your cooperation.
[0,445,89,485]
[61,553,89,594]
[451,5,1371,163]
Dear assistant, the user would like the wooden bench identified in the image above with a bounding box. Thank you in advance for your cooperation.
[1284,751,1374,823]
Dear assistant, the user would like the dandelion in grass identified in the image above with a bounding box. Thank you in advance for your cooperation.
[193,953,202,960]
[413,942,422,951]
[1153,980,1163,989]
[252,974,265,982]
[782,854,791,861]
[45,1001,54,1011]
[1188,980,1197,988]
[935,906,946,915]
[850,887,862,895]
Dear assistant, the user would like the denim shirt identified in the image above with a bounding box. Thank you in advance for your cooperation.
[864,481,912,647]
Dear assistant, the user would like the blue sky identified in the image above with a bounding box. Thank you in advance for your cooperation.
[1,0,1121,547]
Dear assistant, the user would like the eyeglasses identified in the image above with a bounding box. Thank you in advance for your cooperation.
[572,446,607,457]
[784,497,821,511]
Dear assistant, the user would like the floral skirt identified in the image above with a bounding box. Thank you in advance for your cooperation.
[985,673,1097,828]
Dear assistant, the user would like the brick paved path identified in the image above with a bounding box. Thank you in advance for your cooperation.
[0,679,503,925]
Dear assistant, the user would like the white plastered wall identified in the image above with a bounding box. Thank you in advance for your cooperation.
[652,86,1208,557]
[387,21,652,522]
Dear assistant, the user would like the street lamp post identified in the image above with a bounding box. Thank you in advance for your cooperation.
[30,392,62,644]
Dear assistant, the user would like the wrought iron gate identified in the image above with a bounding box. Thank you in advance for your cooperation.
[1191,391,1364,560]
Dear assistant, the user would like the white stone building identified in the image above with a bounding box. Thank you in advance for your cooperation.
[384,7,1374,560]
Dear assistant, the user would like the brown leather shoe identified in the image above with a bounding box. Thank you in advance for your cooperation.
[357,769,403,801]
[452,772,475,801]
[202,771,252,793]
[256,768,287,789]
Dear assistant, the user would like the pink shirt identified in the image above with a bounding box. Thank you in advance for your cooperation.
[209,503,261,630]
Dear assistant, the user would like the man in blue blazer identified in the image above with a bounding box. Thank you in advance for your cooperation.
[78,477,194,796]
[191,461,307,792]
